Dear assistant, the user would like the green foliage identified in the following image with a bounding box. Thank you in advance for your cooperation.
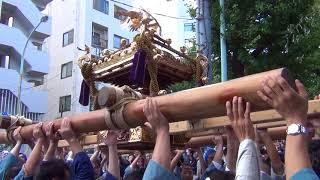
[210,0,320,97]
[168,42,197,92]
[168,78,196,93]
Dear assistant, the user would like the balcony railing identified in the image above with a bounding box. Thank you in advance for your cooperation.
[92,36,108,49]
[92,35,108,57]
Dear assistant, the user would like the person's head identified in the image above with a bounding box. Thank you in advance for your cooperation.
[5,166,21,180]
[180,164,193,180]
[18,153,27,163]
[137,156,144,168]
[128,155,135,163]
[145,153,152,162]
[203,147,216,164]
[124,170,144,180]
[35,159,71,180]
[208,170,235,180]
[186,148,191,156]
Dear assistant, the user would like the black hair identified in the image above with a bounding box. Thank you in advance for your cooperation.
[35,159,70,180]
[123,170,144,180]
[208,170,235,180]
[5,166,21,179]
[309,140,320,175]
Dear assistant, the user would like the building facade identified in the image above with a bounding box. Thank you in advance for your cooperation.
[44,0,135,120]
[0,0,52,121]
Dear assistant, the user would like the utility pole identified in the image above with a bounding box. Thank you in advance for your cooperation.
[196,0,213,84]
[219,0,228,82]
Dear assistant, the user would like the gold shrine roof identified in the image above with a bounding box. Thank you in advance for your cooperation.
[91,45,195,90]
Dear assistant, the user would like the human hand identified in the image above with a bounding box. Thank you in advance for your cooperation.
[44,122,59,143]
[13,126,23,143]
[33,122,45,140]
[226,96,255,142]
[143,97,169,134]
[212,135,223,145]
[58,117,76,141]
[257,76,308,124]
[225,126,238,141]
[103,131,119,146]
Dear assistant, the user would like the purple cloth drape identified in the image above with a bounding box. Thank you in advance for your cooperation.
[79,80,90,106]
[129,49,148,86]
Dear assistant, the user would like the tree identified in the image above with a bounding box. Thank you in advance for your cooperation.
[168,41,197,92]
[210,0,320,97]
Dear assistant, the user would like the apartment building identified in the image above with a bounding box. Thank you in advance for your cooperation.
[0,0,52,121]
[44,0,135,120]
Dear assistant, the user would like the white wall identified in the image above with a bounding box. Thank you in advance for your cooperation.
[45,0,136,120]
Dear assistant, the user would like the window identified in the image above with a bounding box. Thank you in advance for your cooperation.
[63,29,74,47]
[59,95,71,112]
[184,23,195,32]
[93,0,109,14]
[92,23,108,49]
[0,55,5,68]
[114,5,127,21]
[113,34,128,49]
[61,61,73,79]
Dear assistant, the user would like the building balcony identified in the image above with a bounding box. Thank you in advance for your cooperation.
[0,68,48,114]
[2,0,51,37]
[0,24,49,74]
[31,0,53,10]
[92,36,108,57]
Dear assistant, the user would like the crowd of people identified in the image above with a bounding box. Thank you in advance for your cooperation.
[0,76,319,180]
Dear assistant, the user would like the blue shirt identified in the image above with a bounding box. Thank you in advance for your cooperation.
[143,160,178,180]
[200,162,224,180]
[13,167,33,180]
[102,171,117,180]
[291,168,319,180]
[124,165,134,179]
[0,153,19,179]
[71,151,95,180]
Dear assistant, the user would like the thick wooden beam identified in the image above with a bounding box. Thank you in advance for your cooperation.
[0,68,295,143]
[170,100,320,134]
[182,127,289,148]
[124,68,296,127]
[57,135,99,147]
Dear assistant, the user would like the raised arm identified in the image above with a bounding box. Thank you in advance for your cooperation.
[58,118,82,154]
[104,131,120,179]
[130,152,142,169]
[212,135,224,165]
[170,150,184,172]
[195,148,206,175]
[11,127,23,157]
[44,122,59,161]
[143,97,171,171]
[257,76,317,179]
[226,96,260,180]
[225,126,239,173]
[58,117,94,180]
[90,145,100,166]
[258,130,284,175]
[23,123,46,176]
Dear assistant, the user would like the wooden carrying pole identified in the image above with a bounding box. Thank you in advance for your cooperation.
[0,68,295,143]
[185,127,287,148]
